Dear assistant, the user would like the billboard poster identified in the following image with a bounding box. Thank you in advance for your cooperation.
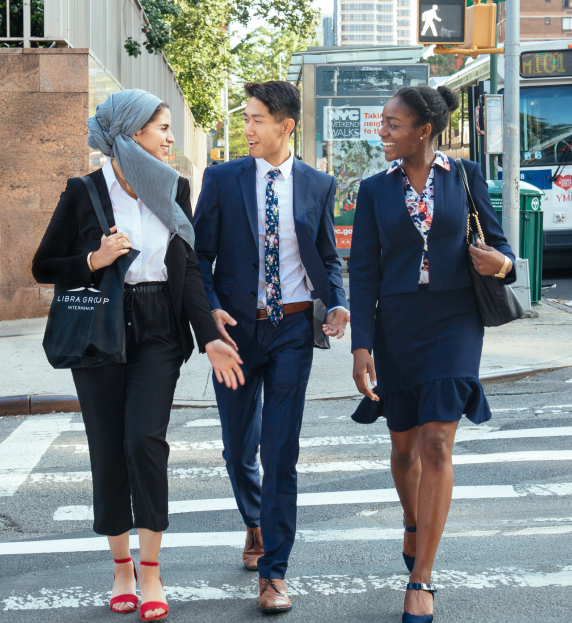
[323,106,384,141]
[313,64,429,256]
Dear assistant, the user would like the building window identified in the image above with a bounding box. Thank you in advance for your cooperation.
[341,34,376,40]
[378,35,394,41]
[397,40,409,45]
[378,14,393,21]
[378,24,393,31]
[397,9,410,15]
[397,19,409,26]
[564,17,572,29]
[342,23,376,30]
[377,4,394,10]
[397,0,410,5]
[342,3,375,9]
[344,13,376,20]
[545,17,551,24]
[397,28,410,36]
[564,0,571,7]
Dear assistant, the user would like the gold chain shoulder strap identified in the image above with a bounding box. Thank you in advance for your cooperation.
[457,159,485,244]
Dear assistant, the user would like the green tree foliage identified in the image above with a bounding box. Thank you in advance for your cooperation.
[124,0,180,57]
[125,0,318,129]
[423,53,467,78]
[1,0,46,44]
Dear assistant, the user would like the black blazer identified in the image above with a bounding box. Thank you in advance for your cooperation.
[32,168,220,361]
[350,158,517,353]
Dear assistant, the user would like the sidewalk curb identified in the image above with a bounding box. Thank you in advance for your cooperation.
[1,363,569,416]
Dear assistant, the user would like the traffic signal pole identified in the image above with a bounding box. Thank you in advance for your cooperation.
[502,0,520,256]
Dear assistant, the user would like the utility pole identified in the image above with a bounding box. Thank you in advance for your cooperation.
[502,0,520,256]
[489,0,499,181]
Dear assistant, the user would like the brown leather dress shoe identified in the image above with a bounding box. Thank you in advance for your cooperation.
[242,527,264,571]
[258,578,292,613]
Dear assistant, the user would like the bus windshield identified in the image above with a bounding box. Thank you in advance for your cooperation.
[520,85,572,167]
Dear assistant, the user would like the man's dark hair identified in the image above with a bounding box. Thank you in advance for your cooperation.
[244,81,301,130]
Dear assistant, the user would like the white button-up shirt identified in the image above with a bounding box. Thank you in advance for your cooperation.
[102,159,170,285]
[255,152,313,309]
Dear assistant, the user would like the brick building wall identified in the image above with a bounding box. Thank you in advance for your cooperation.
[498,0,572,41]
[0,49,89,321]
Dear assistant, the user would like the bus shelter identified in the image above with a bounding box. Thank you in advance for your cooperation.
[288,46,429,255]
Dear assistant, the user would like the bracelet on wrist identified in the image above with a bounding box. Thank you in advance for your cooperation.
[87,252,95,273]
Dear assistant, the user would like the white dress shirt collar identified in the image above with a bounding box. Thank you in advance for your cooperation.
[102,158,120,193]
[255,150,294,182]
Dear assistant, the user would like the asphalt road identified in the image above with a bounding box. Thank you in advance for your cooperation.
[542,267,572,301]
[0,368,571,622]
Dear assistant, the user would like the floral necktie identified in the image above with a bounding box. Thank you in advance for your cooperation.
[265,169,283,326]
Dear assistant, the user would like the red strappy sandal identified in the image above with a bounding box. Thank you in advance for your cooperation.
[139,561,169,621]
[110,557,139,614]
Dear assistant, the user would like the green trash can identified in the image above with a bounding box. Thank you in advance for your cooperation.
[486,180,544,303]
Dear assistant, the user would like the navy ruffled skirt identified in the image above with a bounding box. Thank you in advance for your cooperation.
[352,285,491,432]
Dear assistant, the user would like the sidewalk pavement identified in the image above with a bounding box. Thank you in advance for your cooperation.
[1,298,572,415]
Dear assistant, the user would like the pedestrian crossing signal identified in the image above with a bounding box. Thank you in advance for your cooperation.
[417,0,466,45]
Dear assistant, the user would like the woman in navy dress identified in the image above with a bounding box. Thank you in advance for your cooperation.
[350,85,517,623]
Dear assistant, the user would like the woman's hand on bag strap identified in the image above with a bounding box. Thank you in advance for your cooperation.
[206,339,245,390]
[469,240,513,277]
[89,225,133,271]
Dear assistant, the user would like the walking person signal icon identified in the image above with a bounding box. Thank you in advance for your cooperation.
[417,0,466,45]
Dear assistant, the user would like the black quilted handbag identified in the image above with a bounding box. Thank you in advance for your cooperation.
[456,158,523,327]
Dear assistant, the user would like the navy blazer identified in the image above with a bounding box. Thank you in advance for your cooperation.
[350,158,516,353]
[194,155,347,350]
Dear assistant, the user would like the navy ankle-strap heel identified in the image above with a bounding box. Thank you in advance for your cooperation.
[402,518,416,573]
[402,582,437,623]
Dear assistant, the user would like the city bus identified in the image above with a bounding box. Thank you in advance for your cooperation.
[438,40,572,267]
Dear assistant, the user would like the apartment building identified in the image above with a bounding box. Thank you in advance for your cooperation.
[498,0,572,42]
[339,1,413,47]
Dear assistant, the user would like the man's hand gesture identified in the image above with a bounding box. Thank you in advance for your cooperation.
[322,308,351,339]
[212,309,239,351]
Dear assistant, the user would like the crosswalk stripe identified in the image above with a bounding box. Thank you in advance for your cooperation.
[52,481,572,521]
[0,418,72,497]
[27,450,572,483]
[51,425,572,455]
[2,520,572,556]
[3,565,572,609]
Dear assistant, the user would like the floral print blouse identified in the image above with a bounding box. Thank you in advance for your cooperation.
[386,150,451,284]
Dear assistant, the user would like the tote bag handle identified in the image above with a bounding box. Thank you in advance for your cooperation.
[80,176,112,237]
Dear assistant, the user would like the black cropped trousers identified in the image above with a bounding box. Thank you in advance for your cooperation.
[72,282,184,536]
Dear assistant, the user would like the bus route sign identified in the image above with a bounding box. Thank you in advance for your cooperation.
[520,49,572,78]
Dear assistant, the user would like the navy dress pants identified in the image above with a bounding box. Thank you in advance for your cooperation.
[213,309,314,579]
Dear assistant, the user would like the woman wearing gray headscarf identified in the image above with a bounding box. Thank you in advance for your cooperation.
[33,89,244,620]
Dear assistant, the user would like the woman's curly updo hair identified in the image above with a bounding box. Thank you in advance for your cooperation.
[393,85,460,138]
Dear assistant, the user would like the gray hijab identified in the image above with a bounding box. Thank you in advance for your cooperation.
[87,88,195,249]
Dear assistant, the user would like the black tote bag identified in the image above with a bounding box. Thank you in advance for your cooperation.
[43,176,139,369]
[455,159,524,327]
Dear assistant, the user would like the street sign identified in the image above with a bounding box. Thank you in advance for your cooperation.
[417,0,466,45]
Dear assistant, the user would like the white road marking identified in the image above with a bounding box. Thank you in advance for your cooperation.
[53,481,572,521]
[3,565,572,609]
[49,425,572,455]
[0,418,72,497]
[3,520,572,556]
[184,419,221,428]
[35,450,572,485]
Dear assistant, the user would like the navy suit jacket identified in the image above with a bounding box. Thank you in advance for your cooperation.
[194,155,347,350]
[350,158,517,353]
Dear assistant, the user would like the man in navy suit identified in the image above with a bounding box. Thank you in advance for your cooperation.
[194,81,349,612]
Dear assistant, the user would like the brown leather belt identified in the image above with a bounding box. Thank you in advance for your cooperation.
[256,301,311,320]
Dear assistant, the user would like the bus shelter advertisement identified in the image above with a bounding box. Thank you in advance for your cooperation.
[316,102,388,255]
